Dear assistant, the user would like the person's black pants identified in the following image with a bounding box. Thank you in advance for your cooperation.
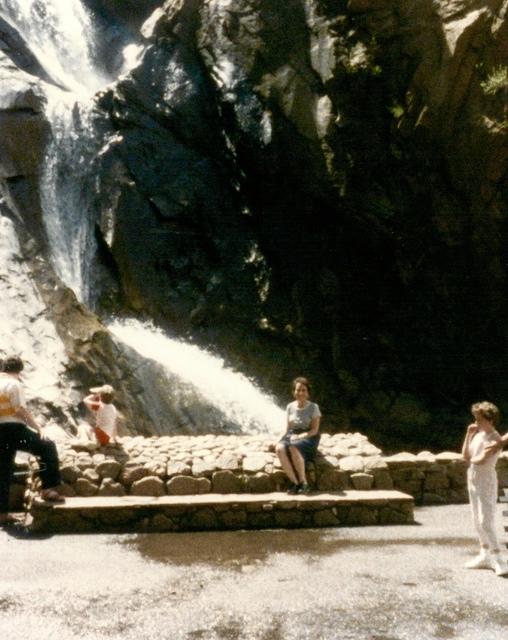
[0,422,61,513]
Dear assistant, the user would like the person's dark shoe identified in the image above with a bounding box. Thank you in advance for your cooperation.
[299,483,312,494]
[286,483,299,495]
[40,489,65,503]
[0,514,19,527]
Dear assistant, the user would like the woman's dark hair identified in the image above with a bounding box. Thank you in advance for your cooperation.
[3,355,24,374]
[292,376,312,393]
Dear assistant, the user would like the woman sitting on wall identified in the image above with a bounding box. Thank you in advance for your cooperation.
[275,376,321,494]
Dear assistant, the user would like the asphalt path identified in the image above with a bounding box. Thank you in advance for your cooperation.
[1,504,507,640]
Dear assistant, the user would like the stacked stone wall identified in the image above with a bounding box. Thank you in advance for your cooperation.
[30,493,415,533]
[20,433,508,508]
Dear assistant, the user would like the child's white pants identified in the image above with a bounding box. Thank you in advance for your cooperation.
[467,466,500,551]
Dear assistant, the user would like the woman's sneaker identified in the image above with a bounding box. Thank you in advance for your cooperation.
[464,551,491,569]
[491,554,508,576]
[298,483,312,494]
[286,483,299,495]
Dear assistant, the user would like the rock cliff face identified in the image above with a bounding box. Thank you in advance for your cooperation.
[0,0,507,449]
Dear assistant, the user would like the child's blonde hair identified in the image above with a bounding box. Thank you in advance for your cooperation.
[471,401,500,426]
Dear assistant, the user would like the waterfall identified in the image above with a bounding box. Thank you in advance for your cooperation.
[109,319,285,437]
[40,89,104,304]
[0,0,108,95]
[0,1,286,436]
[0,0,114,304]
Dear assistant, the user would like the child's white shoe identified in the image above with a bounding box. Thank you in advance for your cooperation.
[464,551,491,569]
[490,554,508,576]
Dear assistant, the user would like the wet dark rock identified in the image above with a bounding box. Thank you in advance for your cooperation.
[0,53,49,179]
[84,0,161,32]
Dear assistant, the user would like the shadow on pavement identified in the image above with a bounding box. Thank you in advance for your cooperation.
[1,519,54,540]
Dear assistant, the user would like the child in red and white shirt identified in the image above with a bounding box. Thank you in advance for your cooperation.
[83,385,118,446]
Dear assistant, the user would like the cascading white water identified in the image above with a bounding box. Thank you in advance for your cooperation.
[40,89,104,304]
[0,0,113,304]
[109,319,286,436]
[0,0,108,95]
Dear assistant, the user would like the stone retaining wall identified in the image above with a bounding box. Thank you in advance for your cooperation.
[29,492,414,533]
[21,433,508,507]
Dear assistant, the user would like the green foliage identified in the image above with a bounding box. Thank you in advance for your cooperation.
[480,65,508,96]
[389,103,404,119]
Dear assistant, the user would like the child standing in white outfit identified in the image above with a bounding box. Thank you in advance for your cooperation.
[462,401,508,576]
[83,385,118,446]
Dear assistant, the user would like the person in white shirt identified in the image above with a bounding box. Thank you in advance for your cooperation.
[0,355,64,525]
[461,401,508,576]
[83,385,118,446]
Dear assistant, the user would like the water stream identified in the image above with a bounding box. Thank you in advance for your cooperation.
[109,319,285,436]
[40,88,105,304]
[0,0,108,95]
[0,0,112,304]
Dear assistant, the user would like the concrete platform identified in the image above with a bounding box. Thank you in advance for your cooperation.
[29,490,414,533]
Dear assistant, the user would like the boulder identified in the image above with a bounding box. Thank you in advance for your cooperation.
[167,475,204,495]
[243,472,274,493]
[350,472,374,490]
[98,478,126,497]
[242,453,272,473]
[96,460,122,480]
[0,74,48,177]
[211,470,243,494]
[60,465,80,484]
[131,476,166,496]
[339,456,365,473]
[75,478,99,497]
[167,461,192,477]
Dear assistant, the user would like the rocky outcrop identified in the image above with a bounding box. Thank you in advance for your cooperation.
[0,1,507,447]
[88,0,508,446]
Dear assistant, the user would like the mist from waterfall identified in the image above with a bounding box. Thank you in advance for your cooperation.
[109,319,286,437]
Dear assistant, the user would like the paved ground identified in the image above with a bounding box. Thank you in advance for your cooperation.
[1,504,507,640]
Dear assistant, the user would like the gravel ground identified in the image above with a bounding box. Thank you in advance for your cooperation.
[1,504,507,640]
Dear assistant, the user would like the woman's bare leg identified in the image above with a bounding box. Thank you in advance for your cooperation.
[288,446,306,484]
[275,443,299,484]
